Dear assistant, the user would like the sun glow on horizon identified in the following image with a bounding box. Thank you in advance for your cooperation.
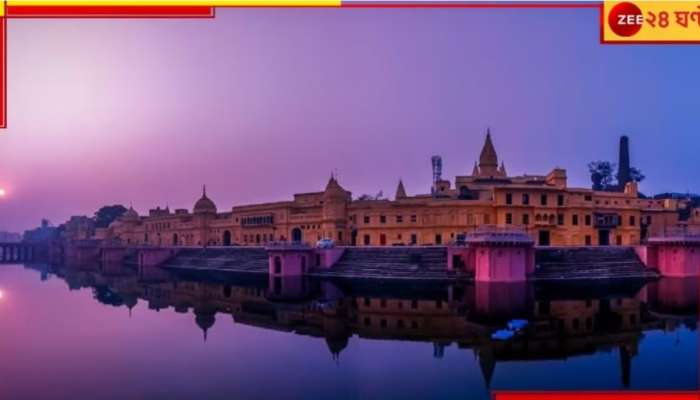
[0,188,6,198]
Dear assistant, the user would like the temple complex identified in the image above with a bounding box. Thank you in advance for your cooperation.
[103,131,689,248]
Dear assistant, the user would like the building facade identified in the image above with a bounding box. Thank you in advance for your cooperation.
[105,132,682,247]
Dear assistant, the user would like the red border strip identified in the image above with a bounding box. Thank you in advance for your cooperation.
[494,391,700,400]
[342,3,600,8]
[6,6,215,18]
[0,16,5,129]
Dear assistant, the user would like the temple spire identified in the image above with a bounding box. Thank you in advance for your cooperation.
[472,162,479,176]
[478,129,499,176]
[395,179,407,199]
[498,161,507,177]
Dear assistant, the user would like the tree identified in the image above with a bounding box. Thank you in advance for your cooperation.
[94,205,128,228]
[588,161,616,190]
[356,191,385,201]
[629,167,645,183]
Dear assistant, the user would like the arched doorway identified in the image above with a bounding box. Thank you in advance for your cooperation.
[172,233,179,246]
[223,230,232,246]
[292,228,302,243]
[274,256,282,274]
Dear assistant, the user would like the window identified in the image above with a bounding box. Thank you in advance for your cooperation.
[522,193,530,205]
[522,214,529,225]
[364,215,370,224]
[585,215,592,226]
[380,215,386,224]
[411,300,418,309]
[338,231,343,242]
[557,214,564,225]
[410,215,417,223]
[572,214,579,226]
[396,215,403,223]
[585,195,592,201]
[506,213,513,225]
[557,194,564,206]
[410,234,417,245]
[380,234,387,245]
[540,194,548,206]
[435,234,442,245]
[629,215,636,226]
[506,193,513,205]
[363,235,370,245]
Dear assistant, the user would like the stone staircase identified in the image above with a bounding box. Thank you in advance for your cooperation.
[163,247,268,273]
[310,247,457,281]
[533,247,658,281]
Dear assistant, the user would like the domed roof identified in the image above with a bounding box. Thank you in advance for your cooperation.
[193,185,217,214]
[194,308,217,341]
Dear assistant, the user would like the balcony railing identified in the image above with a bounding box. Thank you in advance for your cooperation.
[265,241,312,250]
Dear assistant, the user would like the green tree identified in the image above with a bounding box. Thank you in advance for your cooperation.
[629,167,645,183]
[588,161,616,190]
[94,205,128,228]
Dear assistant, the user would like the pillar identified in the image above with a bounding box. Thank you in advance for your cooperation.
[647,237,700,277]
[266,243,313,277]
[465,230,535,282]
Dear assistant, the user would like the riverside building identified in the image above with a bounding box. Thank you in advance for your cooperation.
[105,132,683,248]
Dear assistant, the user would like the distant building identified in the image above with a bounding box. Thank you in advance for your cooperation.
[0,231,21,242]
[102,130,682,247]
[23,219,59,243]
[62,216,96,241]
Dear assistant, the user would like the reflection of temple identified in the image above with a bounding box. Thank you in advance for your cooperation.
[23,263,697,389]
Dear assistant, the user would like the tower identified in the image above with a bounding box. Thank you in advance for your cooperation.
[617,135,631,190]
[478,129,499,177]
[431,155,442,195]
[322,174,350,244]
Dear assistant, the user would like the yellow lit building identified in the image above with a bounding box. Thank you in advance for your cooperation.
[106,132,681,247]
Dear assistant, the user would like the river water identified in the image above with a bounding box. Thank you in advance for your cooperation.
[0,263,696,399]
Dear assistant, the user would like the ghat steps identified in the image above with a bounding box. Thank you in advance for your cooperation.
[152,245,656,282]
[164,247,268,273]
[533,247,658,281]
[309,247,460,281]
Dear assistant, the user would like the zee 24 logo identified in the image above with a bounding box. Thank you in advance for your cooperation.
[608,1,681,37]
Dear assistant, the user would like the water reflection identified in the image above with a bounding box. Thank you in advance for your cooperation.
[6,263,699,398]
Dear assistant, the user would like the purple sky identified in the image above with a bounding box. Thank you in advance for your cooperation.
[1,8,699,232]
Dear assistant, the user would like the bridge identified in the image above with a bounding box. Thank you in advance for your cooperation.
[0,242,39,263]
